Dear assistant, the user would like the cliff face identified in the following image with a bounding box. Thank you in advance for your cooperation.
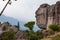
[0,22,27,40]
[35,1,60,29]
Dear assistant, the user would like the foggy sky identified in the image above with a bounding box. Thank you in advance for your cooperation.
[0,0,59,22]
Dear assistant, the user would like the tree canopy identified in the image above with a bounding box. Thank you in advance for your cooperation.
[24,21,35,31]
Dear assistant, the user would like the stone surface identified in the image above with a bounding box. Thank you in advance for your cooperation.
[35,1,60,29]
[0,22,27,40]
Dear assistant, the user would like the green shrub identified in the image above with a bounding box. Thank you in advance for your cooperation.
[58,27,60,32]
[1,29,16,40]
[36,30,43,39]
[22,30,41,40]
[29,33,38,40]
[49,24,59,31]
[47,30,55,35]
[52,34,60,40]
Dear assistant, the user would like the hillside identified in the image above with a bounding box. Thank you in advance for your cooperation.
[0,22,27,40]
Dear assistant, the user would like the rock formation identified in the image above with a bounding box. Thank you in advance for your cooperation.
[0,22,27,40]
[35,1,60,30]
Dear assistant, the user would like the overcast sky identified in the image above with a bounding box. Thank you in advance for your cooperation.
[0,0,59,22]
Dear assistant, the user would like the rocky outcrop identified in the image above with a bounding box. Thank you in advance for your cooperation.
[35,1,60,29]
[0,22,27,40]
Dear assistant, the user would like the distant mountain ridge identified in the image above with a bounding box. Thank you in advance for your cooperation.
[0,15,29,30]
[0,15,18,25]
[0,15,40,31]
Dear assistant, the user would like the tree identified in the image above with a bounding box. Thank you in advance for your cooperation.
[21,30,30,39]
[36,30,43,39]
[29,33,38,40]
[22,30,38,40]
[49,24,59,31]
[24,21,40,40]
[17,21,20,30]
[24,21,35,31]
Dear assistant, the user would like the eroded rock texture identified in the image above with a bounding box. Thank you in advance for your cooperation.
[0,22,27,40]
[35,1,60,29]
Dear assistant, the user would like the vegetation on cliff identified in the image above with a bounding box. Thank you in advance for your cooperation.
[0,29,16,40]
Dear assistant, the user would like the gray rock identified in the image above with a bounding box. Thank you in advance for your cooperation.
[0,22,27,40]
[35,1,60,30]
